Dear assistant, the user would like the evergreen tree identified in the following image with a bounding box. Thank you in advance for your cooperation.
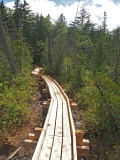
[0,0,7,22]
[22,0,32,38]
[13,0,22,29]
[30,14,52,65]
[58,13,67,24]
[102,11,107,33]
[13,0,32,39]
[0,0,4,13]
[49,14,68,75]
[75,9,90,28]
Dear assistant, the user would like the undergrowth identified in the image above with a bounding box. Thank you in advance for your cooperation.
[62,71,120,160]
[0,73,34,146]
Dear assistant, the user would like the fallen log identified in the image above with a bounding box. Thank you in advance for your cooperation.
[7,147,21,160]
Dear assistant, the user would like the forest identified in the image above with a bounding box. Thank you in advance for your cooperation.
[0,0,120,159]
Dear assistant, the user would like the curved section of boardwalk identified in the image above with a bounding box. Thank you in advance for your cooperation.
[32,72,77,160]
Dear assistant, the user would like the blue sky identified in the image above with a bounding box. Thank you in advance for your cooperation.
[1,0,120,30]
[1,0,120,5]
[1,0,80,5]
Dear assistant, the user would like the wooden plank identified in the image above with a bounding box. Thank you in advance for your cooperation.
[28,133,35,140]
[24,139,37,150]
[42,88,49,94]
[31,67,40,75]
[65,98,77,160]
[52,83,72,160]
[83,139,89,146]
[46,76,71,160]
[50,136,62,160]
[46,100,58,136]
[38,78,59,159]
[70,102,77,110]
[32,97,54,160]
[45,77,63,160]
[62,100,72,160]
[34,128,43,141]
[61,90,77,160]
[38,135,54,160]
[54,88,72,160]
[54,100,62,136]
[47,76,77,160]
[61,137,72,160]
[50,98,63,160]
[77,146,89,157]
[76,130,84,146]
[43,102,49,109]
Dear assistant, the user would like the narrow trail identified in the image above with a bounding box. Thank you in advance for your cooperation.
[31,67,89,160]
[32,72,77,160]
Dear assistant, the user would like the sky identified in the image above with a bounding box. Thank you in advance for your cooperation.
[1,0,120,31]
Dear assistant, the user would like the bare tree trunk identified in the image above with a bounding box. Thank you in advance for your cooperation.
[48,30,52,69]
[0,11,17,74]
[113,50,120,84]
[20,12,24,73]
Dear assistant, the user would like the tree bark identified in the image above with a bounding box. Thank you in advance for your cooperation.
[113,50,120,84]
[0,11,17,74]
[48,30,52,69]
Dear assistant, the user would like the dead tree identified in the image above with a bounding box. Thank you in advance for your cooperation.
[0,11,17,74]
[48,30,52,69]
[113,50,120,84]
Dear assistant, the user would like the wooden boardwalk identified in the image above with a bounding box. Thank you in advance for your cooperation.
[31,67,89,160]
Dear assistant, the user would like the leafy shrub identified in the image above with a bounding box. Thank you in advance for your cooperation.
[76,72,120,143]
[65,71,120,159]
[0,74,34,135]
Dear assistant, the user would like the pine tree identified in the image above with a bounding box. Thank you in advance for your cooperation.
[13,0,22,29]
[15,0,21,8]
[22,0,32,39]
[58,13,67,24]
[75,9,90,28]
[0,0,7,21]
[102,11,107,33]
[0,0,4,11]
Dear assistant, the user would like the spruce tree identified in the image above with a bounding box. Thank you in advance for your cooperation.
[0,0,7,21]
[75,9,90,28]
[102,11,107,33]
[58,13,67,24]
[13,0,22,29]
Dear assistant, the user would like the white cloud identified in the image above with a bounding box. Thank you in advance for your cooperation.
[85,0,120,30]
[5,0,120,31]
[5,1,14,8]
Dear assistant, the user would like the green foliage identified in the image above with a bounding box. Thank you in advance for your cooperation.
[0,74,34,134]
[1,2,120,158]
[66,71,120,159]
[12,37,32,72]
[75,73,120,141]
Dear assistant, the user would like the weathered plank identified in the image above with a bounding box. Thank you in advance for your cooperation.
[37,78,59,159]
[49,77,77,160]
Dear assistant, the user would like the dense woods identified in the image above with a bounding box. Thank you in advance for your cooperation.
[0,0,120,159]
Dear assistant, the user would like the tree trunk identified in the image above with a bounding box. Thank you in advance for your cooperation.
[113,50,120,84]
[0,11,17,74]
[48,30,52,69]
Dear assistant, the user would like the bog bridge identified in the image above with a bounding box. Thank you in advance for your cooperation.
[25,67,89,160]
